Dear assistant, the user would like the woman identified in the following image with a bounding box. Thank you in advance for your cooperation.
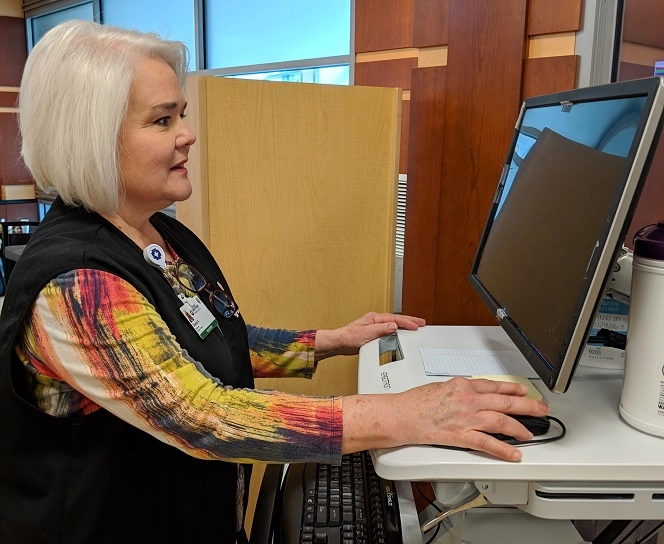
[0,20,548,543]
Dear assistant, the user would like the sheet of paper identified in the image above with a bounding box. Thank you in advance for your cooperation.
[421,348,540,379]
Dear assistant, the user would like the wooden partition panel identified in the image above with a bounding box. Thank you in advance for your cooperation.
[186,77,400,348]
[180,76,401,533]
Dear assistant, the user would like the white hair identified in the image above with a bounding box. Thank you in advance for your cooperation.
[19,20,189,214]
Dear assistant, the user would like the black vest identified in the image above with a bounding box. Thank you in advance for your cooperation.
[0,199,255,543]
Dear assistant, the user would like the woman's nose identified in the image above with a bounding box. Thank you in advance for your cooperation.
[177,122,197,147]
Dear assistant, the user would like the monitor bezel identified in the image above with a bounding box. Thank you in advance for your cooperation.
[469,77,664,393]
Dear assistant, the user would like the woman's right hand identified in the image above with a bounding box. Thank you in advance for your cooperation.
[341,377,549,461]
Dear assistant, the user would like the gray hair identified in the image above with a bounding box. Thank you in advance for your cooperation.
[19,20,189,214]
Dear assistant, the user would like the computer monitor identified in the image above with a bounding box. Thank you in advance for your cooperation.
[469,77,664,393]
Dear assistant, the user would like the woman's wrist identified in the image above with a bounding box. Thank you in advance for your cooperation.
[314,329,340,362]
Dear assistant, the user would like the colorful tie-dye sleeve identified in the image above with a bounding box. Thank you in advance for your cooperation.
[19,269,343,465]
[247,325,317,379]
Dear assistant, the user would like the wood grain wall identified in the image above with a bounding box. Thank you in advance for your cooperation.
[0,15,37,221]
[617,0,664,248]
[354,0,582,324]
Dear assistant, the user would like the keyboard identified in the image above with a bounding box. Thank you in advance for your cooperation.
[279,451,403,544]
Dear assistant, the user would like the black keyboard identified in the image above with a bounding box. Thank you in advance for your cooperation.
[280,451,403,544]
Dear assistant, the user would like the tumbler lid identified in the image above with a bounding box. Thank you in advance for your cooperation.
[633,221,664,260]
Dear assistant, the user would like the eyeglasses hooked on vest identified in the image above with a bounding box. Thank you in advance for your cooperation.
[166,260,239,319]
[143,243,240,321]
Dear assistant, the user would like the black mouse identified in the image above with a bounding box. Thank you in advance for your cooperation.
[489,414,550,442]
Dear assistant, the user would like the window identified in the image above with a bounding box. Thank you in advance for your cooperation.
[25,1,95,48]
[100,0,197,72]
[24,0,353,84]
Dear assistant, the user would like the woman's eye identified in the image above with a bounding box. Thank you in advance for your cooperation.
[155,116,171,127]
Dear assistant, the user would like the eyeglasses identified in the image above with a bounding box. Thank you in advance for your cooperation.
[166,259,239,320]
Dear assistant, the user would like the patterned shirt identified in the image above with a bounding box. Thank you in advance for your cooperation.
[17,268,343,465]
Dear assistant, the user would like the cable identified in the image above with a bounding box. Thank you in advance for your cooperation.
[415,482,442,513]
[414,481,454,542]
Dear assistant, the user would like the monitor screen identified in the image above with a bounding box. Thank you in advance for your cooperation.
[469,77,664,393]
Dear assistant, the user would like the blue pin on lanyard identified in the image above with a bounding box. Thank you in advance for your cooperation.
[144,243,167,270]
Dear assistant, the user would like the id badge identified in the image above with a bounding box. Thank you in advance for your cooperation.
[178,294,218,339]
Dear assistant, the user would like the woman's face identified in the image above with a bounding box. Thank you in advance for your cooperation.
[118,55,196,215]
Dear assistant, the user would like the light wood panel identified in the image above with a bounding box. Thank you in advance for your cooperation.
[180,76,402,535]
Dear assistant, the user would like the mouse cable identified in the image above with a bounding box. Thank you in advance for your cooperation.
[427,415,567,451]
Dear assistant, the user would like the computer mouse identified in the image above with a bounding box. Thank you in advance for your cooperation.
[489,415,550,442]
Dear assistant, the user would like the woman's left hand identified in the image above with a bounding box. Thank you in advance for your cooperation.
[314,312,426,361]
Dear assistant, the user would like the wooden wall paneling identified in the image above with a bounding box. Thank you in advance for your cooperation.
[0,91,18,108]
[354,0,414,53]
[619,62,656,81]
[0,16,27,86]
[433,0,528,325]
[3,202,38,221]
[522,55,579,99]
[527,0,582,36]
[0,112,31,184]
[623,0,664,49]
[354,57,418,89]
[413,0,449,47]
[401,66,447,322]
[625,141,664,248]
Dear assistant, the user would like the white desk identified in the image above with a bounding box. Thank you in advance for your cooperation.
[358,326,664,524]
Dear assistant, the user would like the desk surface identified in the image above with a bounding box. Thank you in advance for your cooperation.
[4,244,25,261]
[358,326,664,484]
